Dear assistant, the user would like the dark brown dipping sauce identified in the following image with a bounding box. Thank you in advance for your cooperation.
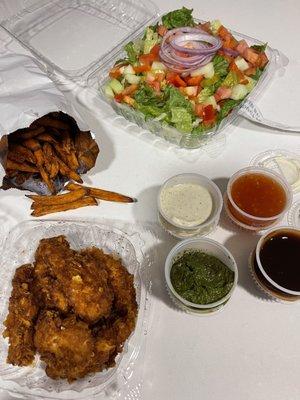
[231,173,287,218]
[259,230,300,291]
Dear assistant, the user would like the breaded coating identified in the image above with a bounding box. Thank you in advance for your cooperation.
[34,311,95,381]
[3,264,39,366]
[35,236,114,323]
[4,236,138,382]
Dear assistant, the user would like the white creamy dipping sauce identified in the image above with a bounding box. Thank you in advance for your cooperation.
[160,183,213,227]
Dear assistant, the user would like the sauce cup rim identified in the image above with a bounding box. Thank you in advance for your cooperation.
[255,226,300,296]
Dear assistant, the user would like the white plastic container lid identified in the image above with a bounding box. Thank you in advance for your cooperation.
[0,0,159,80]
[250,149,300,228]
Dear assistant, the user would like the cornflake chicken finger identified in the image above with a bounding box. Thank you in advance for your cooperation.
[4,235,137,382]
[34,236,113,322]
[3,264,39,366]
[34,311,96,382]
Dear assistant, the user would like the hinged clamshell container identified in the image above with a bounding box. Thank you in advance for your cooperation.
[0,1,286,148]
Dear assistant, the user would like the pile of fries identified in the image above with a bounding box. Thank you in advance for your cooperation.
[1,112,136,217]
[2,112,99,194]
[28,182,136,217]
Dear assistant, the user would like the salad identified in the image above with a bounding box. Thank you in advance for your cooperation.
[104,7,269,135]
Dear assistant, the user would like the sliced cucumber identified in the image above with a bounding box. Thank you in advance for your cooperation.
[235,56,249,72]
[191,62,214,79]
[109,79,124,94]
[151,61,167,71]
[125,74,141,85]
[123,65,135,75]
[104,84,114,98]
[230,84,248,100]
[210,20,222,35]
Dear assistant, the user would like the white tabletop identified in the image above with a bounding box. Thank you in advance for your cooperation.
[0,1,300,399]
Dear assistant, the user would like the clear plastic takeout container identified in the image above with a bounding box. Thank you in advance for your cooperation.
[0,0,286,149]
[0,220,152,399]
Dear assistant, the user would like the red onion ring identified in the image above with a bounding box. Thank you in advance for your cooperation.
[221,47,239,57]
[159,27,222,74]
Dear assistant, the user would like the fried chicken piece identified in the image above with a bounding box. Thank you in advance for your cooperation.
[3,264,39,366]
[82,248,138,345]
[34,311,96,381]
[34,236,114,323]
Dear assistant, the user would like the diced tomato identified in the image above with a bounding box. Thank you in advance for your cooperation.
[199,22,212,34]
[139,53,154,65]
[186,75,204,86]
[203,105,216,125]
[122,84,138,96]
[258,53,269,68]
[158,25,168,36]
[114,93,123,103]
[155,72,165,82]
[123,95,135,106]
[134,64,151,73]
[195,104,204,118]
[139,44,160,65]
[215,86,232,102]
[236,40,249,55]
[243,48,260,65]
[222,35,238,49]
[244,67,257,76]
[174,75,187,87]
[150,44,160,57]
[148,80,161,92]
[109,66,122,79]
[217,25,230,39]
[166,72,186,87]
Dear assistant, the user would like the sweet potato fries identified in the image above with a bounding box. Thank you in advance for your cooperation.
[26,182,136,217]
[2,112,99,194]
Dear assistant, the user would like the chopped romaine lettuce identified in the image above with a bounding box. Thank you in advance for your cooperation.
[222,71,239,87]
[213,55,229,77]
[162,7,195,29]
[134,85,161,106]
[124,42,139,64]
[165,85,193,114]
[137,104,167,119]
[251,43,267,53]
[143,27,159,54]
[171,107,193,133]
[197,87,214,103]
[252,67,264,81]
[217,99,241,121]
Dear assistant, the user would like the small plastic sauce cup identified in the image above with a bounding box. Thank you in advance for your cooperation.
[158,173,223,239]
[250,226,300,302]
[225,167,292,231]
[165,238,238,314]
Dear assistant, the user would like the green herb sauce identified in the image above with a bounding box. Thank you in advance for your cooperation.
[170,250,234,305]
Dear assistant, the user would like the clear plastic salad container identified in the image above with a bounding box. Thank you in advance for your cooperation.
[0,220,154,399]
[0,0,286,148]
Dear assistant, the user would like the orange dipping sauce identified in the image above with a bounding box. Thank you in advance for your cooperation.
[226,170,290,229]
[231,173,287,218]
